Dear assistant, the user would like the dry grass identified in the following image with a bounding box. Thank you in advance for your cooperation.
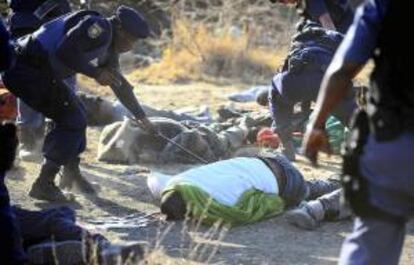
[134,214,229,265]
[128,18,287,85]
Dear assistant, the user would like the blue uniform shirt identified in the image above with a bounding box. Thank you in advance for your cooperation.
[54,12,114,78]
[303,0,354,33]
[333,0,389,65]
[331,0,414,196]
[28,10,113,79]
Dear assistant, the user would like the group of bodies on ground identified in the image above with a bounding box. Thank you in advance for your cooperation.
[0,0,412,265]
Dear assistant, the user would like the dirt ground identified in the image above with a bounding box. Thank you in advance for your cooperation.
[7,82,414,264]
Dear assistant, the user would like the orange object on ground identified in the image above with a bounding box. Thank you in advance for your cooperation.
[256,127,280,149]
[0,87,17,121]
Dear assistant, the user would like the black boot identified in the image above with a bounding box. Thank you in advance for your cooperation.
[60,158,95,194]
[29,161,70,202]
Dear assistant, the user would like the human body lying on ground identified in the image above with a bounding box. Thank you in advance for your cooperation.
[2,6,157,202]
[269,23,358,161]
[97,106,349,164]
[1,90,142,265]
[0,89,211,154]
[77,91,212,126]
[98,117,253,164]
[12,206,143,265]
[146,154,340,226]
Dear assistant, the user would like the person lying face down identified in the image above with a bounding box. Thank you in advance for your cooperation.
[148,154,339,225]
[77,91,213,126]
[98,117,252,164]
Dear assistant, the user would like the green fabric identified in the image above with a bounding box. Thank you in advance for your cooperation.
[292,115,348,154]
[325,116,349,154]
[163,184,285,226]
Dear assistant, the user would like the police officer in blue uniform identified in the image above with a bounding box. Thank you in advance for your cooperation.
[267,0,357,161]
[1,19,27,265]
[2,5,156,202]
[8,0,72,162]
[269,23,357,160]
[303,0,414,264]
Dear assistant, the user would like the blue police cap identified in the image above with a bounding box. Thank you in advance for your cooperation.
[116,5,150,39]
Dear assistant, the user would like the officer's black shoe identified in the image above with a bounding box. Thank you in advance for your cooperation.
[29,179,71,202]
[60,158,95,194]
[29,162,71,202]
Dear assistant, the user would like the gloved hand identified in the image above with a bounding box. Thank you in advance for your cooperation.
[95,68,121,87]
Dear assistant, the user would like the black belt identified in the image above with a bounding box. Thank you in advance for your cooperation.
[258,157,287,197]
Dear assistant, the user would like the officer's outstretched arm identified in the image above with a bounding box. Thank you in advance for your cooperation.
[109,72,146,120]
[109,73,158,134]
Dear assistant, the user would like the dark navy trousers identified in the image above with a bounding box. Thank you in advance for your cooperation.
[2,59,87,166]
[339,132,414,265]
[269,55,356,139]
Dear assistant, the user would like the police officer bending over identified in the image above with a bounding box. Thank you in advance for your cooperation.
[2,5,157,202]
[303,0,414,264]
[268,0,357,161]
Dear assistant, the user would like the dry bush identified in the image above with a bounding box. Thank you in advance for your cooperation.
[128,0,297,85]
[129,18,288,85]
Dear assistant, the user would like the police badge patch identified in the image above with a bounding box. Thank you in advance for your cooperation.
[88,22,103,39]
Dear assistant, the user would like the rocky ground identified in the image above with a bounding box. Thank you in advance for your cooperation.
[7,82,414,264]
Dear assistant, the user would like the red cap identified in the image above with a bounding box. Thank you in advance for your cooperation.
[257,128,280,149]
